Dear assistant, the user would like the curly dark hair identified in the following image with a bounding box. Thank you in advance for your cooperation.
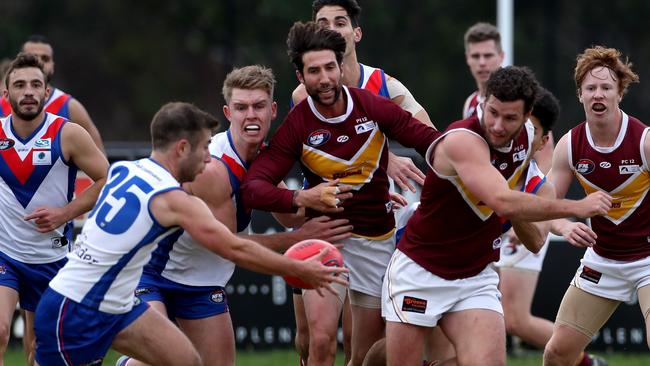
[486,66,539,114]
[286,21,347,74]
[532,87,560,136]
[4,52,46,90]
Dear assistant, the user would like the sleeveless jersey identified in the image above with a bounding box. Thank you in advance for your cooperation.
[462,91,482,119]
[0,113,76,263]
[243,86,439,238]
[145,130,249,287]
[0,98,10,117]
[358,63,390,98]
[398,114,535,280]
[568,112,650,260]
[49,159,183,314]
[0,87,72,119]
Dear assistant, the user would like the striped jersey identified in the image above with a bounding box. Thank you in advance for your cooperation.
[398,113,535,279]
[569,111,650,260]
[0,113,76,263]
[243,86,439,238]
[145,130,248,287]
[462,91,483,119]
[49,158,182,314]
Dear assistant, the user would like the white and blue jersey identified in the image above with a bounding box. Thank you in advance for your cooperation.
[48,158,182,314]
[144,130,249,287]
[0,113,76,263]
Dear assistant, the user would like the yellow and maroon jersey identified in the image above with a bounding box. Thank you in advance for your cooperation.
[398,114,535,280]
[243,86,439,238]
[569,112,650,261]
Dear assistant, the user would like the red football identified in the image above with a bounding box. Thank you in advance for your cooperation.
[283,239,344,289]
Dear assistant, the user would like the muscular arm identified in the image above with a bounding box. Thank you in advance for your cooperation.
[510,182,555,253]
[151,190,348,289]
[439,131,611,221]
[68,98,105,153]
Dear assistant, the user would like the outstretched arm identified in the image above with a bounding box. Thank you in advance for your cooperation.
[440,131,612,222]
[152,190,349,292]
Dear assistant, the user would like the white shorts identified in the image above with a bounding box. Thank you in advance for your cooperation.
[382,249,502,327]
[494,236,549,272]
[571,247,650,302]
[340,234,396,298]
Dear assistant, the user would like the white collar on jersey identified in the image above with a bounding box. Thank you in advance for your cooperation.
[307,85,353,124]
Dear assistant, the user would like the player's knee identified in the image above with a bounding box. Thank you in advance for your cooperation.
[543,341,564,365]
[310,331,336,356]
[0,321,10,348]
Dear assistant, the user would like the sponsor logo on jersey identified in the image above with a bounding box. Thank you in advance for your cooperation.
[73,243,99,263]
[332,167,363,179]
[492,236,503,249]
[34,138,51,148]
[575,159,595,174]
[619,165,640,174]
[336,135,349,143]
[599,161,611,168]
[0,138,14,150]
[307,129,330,147]
[0,265,6,274]
[499,162,508,170]
[385,201,393,213]
[579,266,602,284]
[512,150,526,163]
[51,236,69,249]
[33,150,51,165]
[354,121,375,134]
[135,287,151,296]
[210,289,225,303]
[402,296,427,314]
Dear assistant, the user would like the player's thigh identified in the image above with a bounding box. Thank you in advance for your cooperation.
[555,285,619,339]
[0,286,18,335]
[177,312,235,366]
[112,307,200,366]
[499,269,539,316]
[637,284,650,345]
[303,287,344,335]
[439,309,506,365]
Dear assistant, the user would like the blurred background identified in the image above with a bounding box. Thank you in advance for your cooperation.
[2,0,649,359]
[3,0,650,142]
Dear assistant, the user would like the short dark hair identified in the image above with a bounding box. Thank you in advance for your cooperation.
[151,102,220,151]
[4,52,46,90]
[486,66,539,114]
[24,34,51,46]
[287,21,347,74]
[312,0,362,27]
[464,22,501,52]
[532,87,560,136]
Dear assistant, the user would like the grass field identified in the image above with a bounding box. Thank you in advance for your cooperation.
[5,347,650,366]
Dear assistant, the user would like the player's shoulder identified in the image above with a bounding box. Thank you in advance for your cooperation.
[291,84,308,107]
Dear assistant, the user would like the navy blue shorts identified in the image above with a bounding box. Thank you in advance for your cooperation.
[34,287,149,366]
[0,251,66,311]
[136,271,229,320]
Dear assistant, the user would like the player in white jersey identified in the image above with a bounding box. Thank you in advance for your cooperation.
[33,102,349,366]
[122,66,352,366]
[0,53,108,366]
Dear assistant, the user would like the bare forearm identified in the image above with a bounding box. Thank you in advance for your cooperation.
[511,220,548,253]
[228,237,301,276]
[239,231,299,252]
[63,178,106,221]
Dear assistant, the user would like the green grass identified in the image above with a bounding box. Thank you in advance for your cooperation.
[5,347,650,365]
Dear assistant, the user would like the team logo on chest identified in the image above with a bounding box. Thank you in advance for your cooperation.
[307,129,331,147]
[33,150,51,165]
[575,159,595,175]
[0,138,14,150]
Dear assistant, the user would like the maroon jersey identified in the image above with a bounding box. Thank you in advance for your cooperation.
[569,112,650,260]
[398,114,534,280]
[462,91,481,119]
[242,86,439,237]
